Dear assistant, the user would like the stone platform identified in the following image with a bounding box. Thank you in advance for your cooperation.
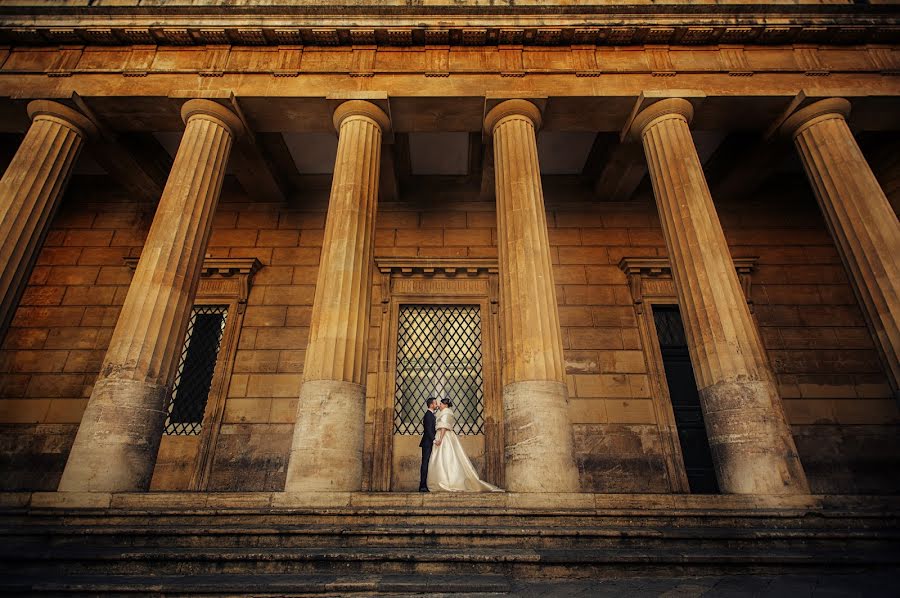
[1,492,898,595]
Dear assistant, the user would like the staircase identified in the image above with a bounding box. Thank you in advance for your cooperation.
[1,491,898,595]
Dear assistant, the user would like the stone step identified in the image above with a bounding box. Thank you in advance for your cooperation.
[5,493,898,581]
[5,523,896,549]
[4,545,899,578]
[1,573,511,595]
[9,506,898,528]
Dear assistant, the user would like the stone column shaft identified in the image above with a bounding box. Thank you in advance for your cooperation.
[633,98,808,495]
[58,100,243,492]
[783,99,900,397]
[485,100,580,493]
[0,101,96,338]
[285,100,388,492]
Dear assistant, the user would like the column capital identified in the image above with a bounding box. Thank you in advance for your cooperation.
[26,100,98,139]
[332,100,391,133]
[627,98,694,140]
[780,98,851,139]
[483,99,542,136]
[181,99,245,138]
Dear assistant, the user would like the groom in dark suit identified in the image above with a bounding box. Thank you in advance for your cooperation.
[419,397,438,492]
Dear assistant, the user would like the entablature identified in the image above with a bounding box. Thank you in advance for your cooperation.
[0,3,898,48]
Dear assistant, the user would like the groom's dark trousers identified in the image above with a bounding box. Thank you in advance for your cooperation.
[419,410,436,490]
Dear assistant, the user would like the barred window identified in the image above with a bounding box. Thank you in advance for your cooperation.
[164,305,228,435]
[393,305,484,435]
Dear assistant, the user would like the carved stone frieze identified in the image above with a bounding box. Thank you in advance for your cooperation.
[3,42,894,80]
[1,9,897,50]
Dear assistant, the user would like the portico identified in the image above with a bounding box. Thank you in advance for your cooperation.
[0,3,897,501]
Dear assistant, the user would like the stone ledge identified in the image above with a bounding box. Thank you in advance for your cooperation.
[1,8,897,49]
[5,491,899,514]
[4,573,511,595]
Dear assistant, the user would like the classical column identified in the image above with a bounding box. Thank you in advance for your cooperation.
[58,100,243,492]
[781,99,900,398]
[484,100,580,493]
[631,98,808,495]
[285,100,388,492]
[0,101,96,338]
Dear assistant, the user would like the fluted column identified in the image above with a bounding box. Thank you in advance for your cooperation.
[631,98,808,495]
[781,99,900,398]
[58,100,243,492]
[0,101,96,338]
[285,100,388,492]
[484,100,580,493]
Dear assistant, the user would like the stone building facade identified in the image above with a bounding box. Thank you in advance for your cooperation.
[0,1,898,498]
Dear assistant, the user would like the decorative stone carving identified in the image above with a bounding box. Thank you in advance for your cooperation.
[619,257,758,314]
[124,257,262,313]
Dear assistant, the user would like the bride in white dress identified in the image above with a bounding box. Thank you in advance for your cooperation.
[426,398,503,492]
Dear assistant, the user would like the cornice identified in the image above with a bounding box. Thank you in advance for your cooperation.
[376,257,499,276]
[124,256,262,278]
[0,6,897,48]
[619,256,758,313]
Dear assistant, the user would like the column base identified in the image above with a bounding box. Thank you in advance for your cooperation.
[57,377,167,493]
[285,379,365,492]
[502,380,580,493]
[701,379,809,495]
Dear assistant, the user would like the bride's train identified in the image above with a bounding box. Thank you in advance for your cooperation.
[426,407,504,493]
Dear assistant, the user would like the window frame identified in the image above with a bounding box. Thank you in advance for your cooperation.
[144,257,261,491]
[392,303,487,436]
[621,256,758,494]
[370,257,502,491]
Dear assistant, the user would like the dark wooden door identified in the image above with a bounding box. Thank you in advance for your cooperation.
[652,305,719,494]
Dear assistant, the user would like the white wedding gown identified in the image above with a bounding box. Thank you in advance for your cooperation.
[426,408,503,492]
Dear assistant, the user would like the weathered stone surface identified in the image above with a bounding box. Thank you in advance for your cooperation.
[782,98,900,399]
[631,98,808,495]
[485,100,579,493]
[0,423,76,491]
[574,423,671,493]
[0,101,95,341]
[1,490,898,590]
[284,101,387,492]
[206,423,293,492]
[58,100,243,492]
[793,424,900,495]
[502,380,579,493]
[0,4,898,500]
[286,380,366,492]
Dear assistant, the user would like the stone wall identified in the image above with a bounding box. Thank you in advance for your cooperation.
[0,171,897,493]
[0,178,152,490]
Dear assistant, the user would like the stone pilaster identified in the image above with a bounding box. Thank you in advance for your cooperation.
[0,101,96,338]
[58,100,243,492]
[285,100,389,492]
[484,100,580,493]
[781,99,900,398]
[631,98,808,495]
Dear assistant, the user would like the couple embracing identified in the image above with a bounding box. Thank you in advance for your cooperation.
[418,397,503,493]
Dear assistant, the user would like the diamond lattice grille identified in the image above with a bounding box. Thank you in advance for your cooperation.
[164,305,228,435]
[394,305,484,435]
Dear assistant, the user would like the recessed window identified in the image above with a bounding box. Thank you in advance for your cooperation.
[164,305,228,436]
[393,305,484,435]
